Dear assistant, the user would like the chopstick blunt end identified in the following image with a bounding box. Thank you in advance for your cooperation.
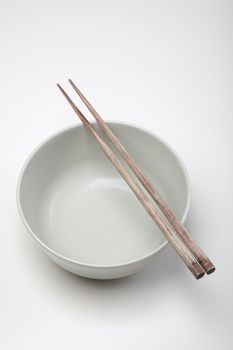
[196,271,205,280]
[203,260,216,275]
[192,262,205,279]
[207,267,216,275]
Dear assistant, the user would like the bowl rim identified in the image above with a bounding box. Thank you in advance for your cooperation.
[17,121,191,269]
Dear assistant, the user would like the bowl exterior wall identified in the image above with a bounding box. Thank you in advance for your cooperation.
[44,247,162,279]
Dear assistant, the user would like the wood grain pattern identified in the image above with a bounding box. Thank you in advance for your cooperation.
[57,83,205,279]
[68,79,215,275]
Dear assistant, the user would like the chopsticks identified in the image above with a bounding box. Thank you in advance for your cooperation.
[68,79,215,275]
[57,81,215,279]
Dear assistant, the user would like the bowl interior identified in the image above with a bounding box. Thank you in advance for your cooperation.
[18,122,189,266]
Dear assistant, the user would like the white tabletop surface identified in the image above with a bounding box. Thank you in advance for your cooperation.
[1,1,232,349]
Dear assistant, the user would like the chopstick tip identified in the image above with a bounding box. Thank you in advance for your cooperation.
[68,79,75,87]
[57,84,67,97]
[57,83,63,92]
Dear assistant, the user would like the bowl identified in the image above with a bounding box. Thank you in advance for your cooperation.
[17,122,190,279]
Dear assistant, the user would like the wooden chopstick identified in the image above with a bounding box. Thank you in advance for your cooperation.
[68,79,215,275]
[57,83,205,279]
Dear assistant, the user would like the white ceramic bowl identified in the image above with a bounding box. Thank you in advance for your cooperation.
[17,122,190,279]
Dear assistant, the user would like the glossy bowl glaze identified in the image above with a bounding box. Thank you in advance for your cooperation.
[17,122,190,279]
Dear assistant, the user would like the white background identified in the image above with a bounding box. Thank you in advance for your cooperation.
[1,1,232,349]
